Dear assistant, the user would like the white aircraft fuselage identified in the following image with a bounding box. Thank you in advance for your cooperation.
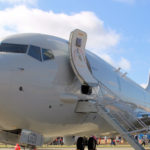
[0,32,150,144]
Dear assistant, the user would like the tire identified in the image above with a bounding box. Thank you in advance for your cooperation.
[88,137,96,150]
[77,137,85,150]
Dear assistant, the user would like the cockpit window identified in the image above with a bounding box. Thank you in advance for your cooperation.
[28,45,42,61]
[0,43,28,53]
[42,49,54,61]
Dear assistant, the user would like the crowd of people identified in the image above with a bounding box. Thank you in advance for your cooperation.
[50,134,150,146]
[51,136,123,145]
[134,133,150,146]
[96,136,122,145]
[51,137,64,145]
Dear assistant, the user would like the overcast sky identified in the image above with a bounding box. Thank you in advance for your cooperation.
[0,0,150,87]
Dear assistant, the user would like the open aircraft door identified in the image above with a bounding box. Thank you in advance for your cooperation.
[69,29,98,87]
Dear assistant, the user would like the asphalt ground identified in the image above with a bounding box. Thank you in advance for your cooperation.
[0,147,150,150]
[0,145,150,150]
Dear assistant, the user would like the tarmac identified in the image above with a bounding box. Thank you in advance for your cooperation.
[38,148,149,150]
[0,148,150,150]
[39,148,148,150]
[40,149,134,150]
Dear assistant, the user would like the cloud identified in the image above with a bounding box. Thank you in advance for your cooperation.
[97,53,131,71]
[0,0,37,5]
[113,0,135,4]
[0,5,120,51]
[140,83,147,88]
[0,5,130,71]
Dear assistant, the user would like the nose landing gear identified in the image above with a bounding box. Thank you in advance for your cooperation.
[76,137,96,150]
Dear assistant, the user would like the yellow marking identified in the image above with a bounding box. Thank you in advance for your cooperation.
[78,32,84,36]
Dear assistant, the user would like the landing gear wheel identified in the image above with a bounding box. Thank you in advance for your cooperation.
[77,137,85,150]
[88,137,96,150]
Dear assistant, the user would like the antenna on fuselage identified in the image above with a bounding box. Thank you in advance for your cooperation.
[115,67,127,77]
[115,67,121,72]
[121,72,127,77]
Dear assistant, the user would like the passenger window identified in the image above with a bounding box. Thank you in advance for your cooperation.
[42,49,54,61]
[28,45,42,61]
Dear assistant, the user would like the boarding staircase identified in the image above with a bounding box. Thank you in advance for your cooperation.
[95,82,148,150]
[96,104,145,150]
[97,82,149,132]
[111,111,149,134]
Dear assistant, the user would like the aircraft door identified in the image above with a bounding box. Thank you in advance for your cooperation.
[69,29,98,87]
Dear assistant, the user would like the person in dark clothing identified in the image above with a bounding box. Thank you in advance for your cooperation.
[141,139,146,146]
[111,138,116,146]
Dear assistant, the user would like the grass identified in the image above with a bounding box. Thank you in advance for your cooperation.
[40,144,150,148]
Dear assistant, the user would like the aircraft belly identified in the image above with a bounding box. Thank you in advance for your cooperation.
[22,113,115,137]
[0,92,115,137]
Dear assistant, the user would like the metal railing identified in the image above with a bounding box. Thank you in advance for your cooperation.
[95,81,149,133]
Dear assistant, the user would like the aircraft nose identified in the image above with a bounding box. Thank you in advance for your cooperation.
[0,54,11,86]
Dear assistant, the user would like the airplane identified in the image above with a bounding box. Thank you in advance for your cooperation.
[0,29,149,150]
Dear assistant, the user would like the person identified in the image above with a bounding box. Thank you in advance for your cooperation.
[98,138,101,145]
[134,135,138,141]
[92,136,97,144]
[55,138,58,145]
[116,136,119,144]
[15,144,21,150]
[113,138,116,145]
[141,139,146,146]
[141,134,147,146]
[119,137,121,144]
[111,138,113,145]
[60,137,63,145]
[111,138,116,146]
[104,136,107,144]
